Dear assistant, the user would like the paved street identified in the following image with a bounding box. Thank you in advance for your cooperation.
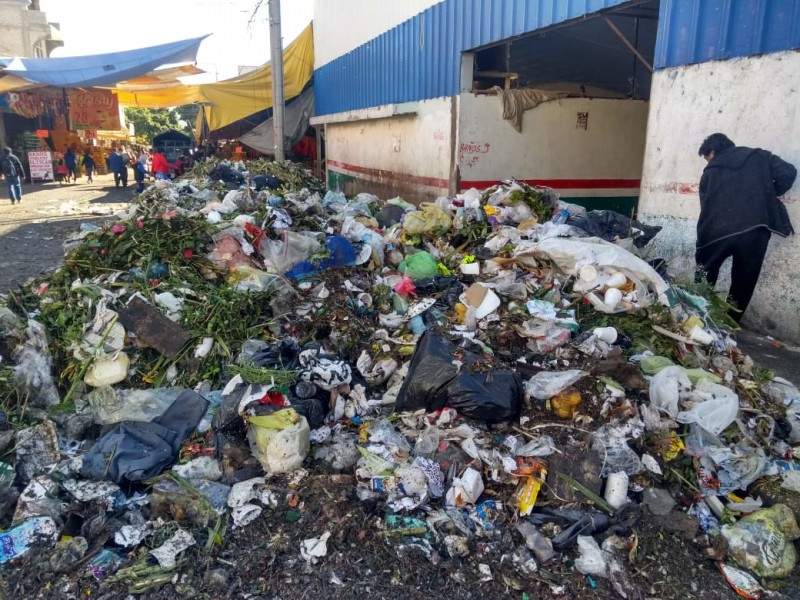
[0,173,133,292]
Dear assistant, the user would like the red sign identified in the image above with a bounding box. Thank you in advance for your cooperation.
[35,129,49,138]
[84,130,97,139]
[68,89,121,131]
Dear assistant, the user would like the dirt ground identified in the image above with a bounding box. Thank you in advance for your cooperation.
[2,178,799,600]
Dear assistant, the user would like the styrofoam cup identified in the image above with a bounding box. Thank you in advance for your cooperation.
[593,326,618,344]
[689,325,714,345]
[460,262,480,275]
[603,287,623,309]
[606,272,627,288]
[604,471,629,509]
[579,265,598,282]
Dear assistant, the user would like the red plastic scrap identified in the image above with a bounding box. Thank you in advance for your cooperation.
[258,391,287,406]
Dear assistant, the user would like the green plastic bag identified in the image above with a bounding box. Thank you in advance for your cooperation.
[399,251,438,280]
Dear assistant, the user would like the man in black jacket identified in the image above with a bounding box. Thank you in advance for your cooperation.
[695,133,796,322]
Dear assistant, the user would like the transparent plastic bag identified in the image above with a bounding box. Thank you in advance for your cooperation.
[260,231,321,274]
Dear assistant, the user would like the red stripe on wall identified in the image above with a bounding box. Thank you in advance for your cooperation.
[460,178,642,190]
[327,159,450,189]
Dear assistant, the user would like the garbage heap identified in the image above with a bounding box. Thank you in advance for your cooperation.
[1,159,799,598]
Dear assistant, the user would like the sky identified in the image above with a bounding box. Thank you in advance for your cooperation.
[39,0,314,83]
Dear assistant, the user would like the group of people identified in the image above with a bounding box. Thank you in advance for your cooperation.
[54,145,191,193]
[57,147,89,184]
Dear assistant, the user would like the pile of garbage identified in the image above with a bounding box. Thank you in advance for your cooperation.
[1,160,799,598]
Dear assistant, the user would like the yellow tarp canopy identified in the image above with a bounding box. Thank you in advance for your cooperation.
[115,23,314,133]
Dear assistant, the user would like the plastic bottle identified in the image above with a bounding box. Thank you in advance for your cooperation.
[413,426,440,458]
[516,521,555,563]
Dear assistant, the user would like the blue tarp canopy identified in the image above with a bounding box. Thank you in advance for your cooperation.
[2,36,207,88]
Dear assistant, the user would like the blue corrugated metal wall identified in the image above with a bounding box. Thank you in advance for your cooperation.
[655,0,800,69]
[315,0,628,115]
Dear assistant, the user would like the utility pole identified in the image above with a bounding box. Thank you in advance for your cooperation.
[268,0,286,161]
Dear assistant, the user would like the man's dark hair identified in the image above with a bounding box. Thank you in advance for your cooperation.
[698,133,735,157]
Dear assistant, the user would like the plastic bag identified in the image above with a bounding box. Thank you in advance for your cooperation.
[639,355,673,375]
[568,210,662,249]
[395,334,523,422]
[87,386,184,425]
[524,370,588,401]
[721,504,799,578]
[229,265,295,294]
[298,349,352,391]
[649,366,692,418]
[260,231,322,274]
[285,236,356,279]
[574,535,608,578]
[677,380,739,436]
[402,203,452,237]
[12,319,60,408]
[399,251,439,280]
[245,408,310,474]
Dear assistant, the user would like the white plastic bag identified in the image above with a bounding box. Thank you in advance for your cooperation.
[245,409,310,474]
[574,536,608,578]
[525,370,588,400]
[649,366,692,418]
[260,231,321,273]
[677,380,739,436]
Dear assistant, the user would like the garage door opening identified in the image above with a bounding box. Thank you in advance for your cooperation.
[460,0,660,216]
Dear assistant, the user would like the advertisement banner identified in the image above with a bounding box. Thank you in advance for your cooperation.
[28,151,54,181]
[68,89,121,130]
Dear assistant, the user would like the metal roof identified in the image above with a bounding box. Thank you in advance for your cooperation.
[655,0,800,68]
[315,0,631,115]
[509,8,658,98]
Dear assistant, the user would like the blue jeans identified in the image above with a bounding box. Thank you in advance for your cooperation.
[6,176,21,202]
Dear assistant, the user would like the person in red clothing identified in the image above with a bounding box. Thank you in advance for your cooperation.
[291,128,317,162]
[151,147,172,180]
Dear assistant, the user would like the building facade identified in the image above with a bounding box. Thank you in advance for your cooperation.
[312,0,800,341]
[0,0,62,58]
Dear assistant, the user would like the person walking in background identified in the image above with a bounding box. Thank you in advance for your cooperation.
[1,147,25,205]
[64,147,77,183]
[151,147,172,180]
[82,149,96,184]
[134,155,148,194]
[56,159,68,185]
[695,133,797,322]
[108,148,128,188]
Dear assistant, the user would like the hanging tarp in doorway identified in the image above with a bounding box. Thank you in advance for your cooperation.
[239,86,314,156]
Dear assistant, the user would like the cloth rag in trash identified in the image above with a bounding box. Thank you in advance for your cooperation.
[82,390,209,483]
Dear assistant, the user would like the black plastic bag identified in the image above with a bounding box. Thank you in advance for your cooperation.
[289,397,327,429]
[208,163,245,185]
[82,391,209,483]
[528,505,640,549]
[252,174,284,191]
[250,338,302,370]
[376,204,406,228]
[568,210,661,248]
[395,334,522,422]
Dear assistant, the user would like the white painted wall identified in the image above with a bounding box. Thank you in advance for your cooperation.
[458,93,649,195]
[313,0,443,68]
[326,97,454,199]
[639,51,800,341]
